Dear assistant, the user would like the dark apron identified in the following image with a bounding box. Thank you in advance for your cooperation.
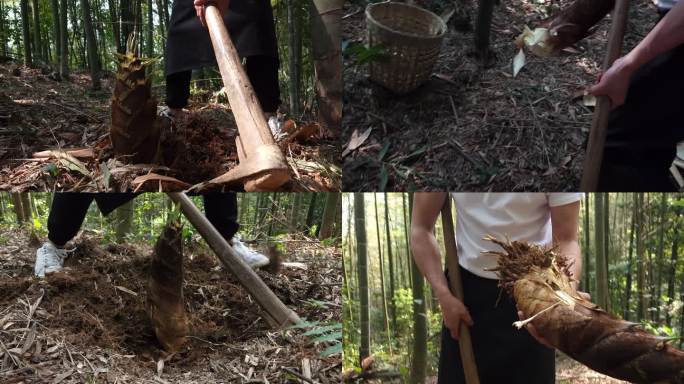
[164,0,278,76]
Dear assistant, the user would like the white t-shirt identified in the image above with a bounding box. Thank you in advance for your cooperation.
[450,193,583,279]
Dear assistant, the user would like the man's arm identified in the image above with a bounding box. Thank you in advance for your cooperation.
[411,193,473,340]
[522,199,584,348]
[550,200,582,287]
[590,0,684,106]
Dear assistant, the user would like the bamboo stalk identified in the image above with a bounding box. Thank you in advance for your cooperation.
[167,192,301,328]
[580,0,630,191]
[440,198,480,384]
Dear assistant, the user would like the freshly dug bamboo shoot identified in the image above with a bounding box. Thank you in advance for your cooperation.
[110,38,160,164]
[485,236,684,383]
[147,219,188,352]
[516,0,615,56]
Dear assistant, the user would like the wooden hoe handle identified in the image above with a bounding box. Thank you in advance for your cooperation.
[580,0,630,191]
[203,5,290,191]
[440,198,480,384]
[168,192,301,328]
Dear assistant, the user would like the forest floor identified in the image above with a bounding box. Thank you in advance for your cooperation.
[0,63,340,192]
[341,0,658,191]
[0,225,341,383]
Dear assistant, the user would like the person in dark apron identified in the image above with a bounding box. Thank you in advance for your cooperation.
[590,0,684,191]
[34,193,269,277]
[162,0,281,129]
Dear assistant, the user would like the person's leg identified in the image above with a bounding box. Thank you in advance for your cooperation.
[47,193,95,247]
[203,193,240,241]
[202,193,269,268]
[36,193,95,277]
[165,70,193,112]
[245,55,281,114]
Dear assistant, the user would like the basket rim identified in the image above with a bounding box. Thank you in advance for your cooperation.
[365,2,447,41]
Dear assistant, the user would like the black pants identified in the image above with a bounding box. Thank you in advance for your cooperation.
[598,37,684,191]
[47,193,239,247]
[438,267,555,384]
[165,55,280,113]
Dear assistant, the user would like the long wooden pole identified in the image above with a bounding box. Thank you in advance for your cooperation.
[203,5,290,191]
[167,192,301,328]
[440,198,480,384]
[580,0,630,191]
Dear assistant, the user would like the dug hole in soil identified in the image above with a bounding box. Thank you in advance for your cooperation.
[0,64,339,192]
[0,227,342,383]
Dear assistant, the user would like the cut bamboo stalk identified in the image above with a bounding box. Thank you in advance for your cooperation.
[203,5,290,191]
[440,198,480,384]
[580,0,630,191]
[167,192,301,328]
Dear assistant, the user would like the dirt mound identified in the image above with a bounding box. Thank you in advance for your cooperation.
[0,229,341,382]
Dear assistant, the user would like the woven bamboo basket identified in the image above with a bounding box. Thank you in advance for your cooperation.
[366,2,446,94]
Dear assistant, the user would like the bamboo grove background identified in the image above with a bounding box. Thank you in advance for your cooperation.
[0,0,326,117]
[0,192,342,243]
[342,193,684,382]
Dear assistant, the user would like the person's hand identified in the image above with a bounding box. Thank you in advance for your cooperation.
[437,291,474,340]
[588,55,635,108]
[194,0,230,27]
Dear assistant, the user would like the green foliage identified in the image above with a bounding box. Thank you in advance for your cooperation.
[287,320,342,358]
[343,42,388,65]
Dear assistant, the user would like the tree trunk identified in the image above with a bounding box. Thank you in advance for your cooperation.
[654,193,667,322]
[146,0,153,56]
[108,0,122,52]
[114,200,134,242]
[11,193,25,223]
[354,193,370,365]
[309,0,342,137]
[319,192,340,239]
[595,193,609,310]
[637,193,647,321]
[374,194,392,356]
[267,193,280,237]
[305,193,317,229]
[582,195,590,292]
[289,193,302,230]
[287,0,301,116]
[408,193,427,384]
[474,0,495,60]
[0,0,6,57]
[666,211,679,327]
[20,0,32,66]
[59,0,68,77]
[49,0,60,68]
[623,194,636,321]
[30,0,41,62]
[384,193,396,336]
[81,0,100,89]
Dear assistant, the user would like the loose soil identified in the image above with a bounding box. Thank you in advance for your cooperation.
[342,0,658,191]
[0,226,341,383]
[0,64,340,192]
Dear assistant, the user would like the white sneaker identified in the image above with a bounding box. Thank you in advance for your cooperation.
[267,115,286,141]
[35,242,69,278]
[230,235,269,269]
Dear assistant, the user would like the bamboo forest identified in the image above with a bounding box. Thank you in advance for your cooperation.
[0,192,342,382]
[342,193,684,383]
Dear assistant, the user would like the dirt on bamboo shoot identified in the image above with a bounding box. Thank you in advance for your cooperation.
[485,236,684,383]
